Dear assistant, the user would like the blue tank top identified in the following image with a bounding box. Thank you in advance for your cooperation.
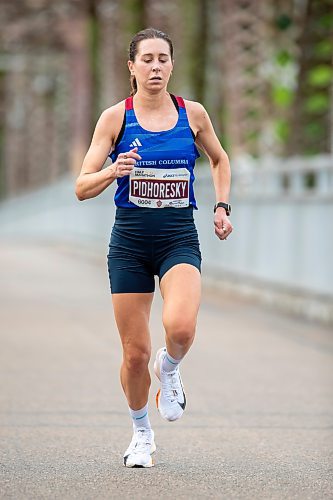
[109,94,200,209]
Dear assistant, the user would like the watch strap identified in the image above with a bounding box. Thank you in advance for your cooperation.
[214,202,231,215]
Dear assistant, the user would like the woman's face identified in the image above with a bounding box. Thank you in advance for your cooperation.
[128,38,174,92]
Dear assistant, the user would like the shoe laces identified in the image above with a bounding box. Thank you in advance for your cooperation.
[161,369,182,403]
[132,428,152,454]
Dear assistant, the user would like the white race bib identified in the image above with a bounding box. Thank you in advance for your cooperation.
[129,167,190,208]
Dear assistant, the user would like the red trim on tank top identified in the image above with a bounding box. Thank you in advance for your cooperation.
[125,97,133,110]
[175,96,185,108]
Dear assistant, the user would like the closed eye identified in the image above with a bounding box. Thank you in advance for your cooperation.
[143,59,168,63]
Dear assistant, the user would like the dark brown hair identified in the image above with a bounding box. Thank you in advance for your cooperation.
[128,28,174,96]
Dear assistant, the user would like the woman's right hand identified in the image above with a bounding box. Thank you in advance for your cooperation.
[111,147,142,178]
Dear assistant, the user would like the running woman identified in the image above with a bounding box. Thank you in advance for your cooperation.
[75,28,233,468]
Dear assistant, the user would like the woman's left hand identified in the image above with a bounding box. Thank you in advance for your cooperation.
[214,208,233,240]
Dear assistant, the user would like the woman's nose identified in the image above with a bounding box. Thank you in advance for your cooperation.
[152,61,161,71]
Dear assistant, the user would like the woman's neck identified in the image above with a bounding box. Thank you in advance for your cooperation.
[133,89,170,110]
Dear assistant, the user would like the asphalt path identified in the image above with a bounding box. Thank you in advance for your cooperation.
[1,240,332,499]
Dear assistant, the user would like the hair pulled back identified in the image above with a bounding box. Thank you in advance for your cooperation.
[128,27,174,96]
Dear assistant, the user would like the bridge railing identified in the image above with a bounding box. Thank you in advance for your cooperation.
[194,154,333,324]
[230,154,333,199]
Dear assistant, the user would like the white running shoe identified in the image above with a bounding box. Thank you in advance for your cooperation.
[154,347,186,422]
[123,427,156,468]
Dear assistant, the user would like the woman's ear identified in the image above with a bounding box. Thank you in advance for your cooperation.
[128,60,134,74]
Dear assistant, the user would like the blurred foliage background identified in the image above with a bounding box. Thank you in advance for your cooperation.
[0,0,332,198]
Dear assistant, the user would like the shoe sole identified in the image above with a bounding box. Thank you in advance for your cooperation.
[123,442,156,468]
[153,349,166,419]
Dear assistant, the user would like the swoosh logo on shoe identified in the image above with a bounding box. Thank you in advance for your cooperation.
[178,390,186,410]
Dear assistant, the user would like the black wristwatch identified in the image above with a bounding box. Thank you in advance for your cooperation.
[214,202,231,216]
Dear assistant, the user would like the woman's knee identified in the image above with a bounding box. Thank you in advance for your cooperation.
[164,318,196,347]
[123,346,151,374]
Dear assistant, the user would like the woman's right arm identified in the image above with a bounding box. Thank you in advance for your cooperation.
[75,107,118,201]
[75,104,141,201]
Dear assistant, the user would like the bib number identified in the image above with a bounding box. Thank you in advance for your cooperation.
[129,167,190,208]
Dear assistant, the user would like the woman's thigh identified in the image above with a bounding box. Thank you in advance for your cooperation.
[112,292,154,354]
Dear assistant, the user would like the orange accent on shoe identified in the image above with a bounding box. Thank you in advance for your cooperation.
[156,389,160,409]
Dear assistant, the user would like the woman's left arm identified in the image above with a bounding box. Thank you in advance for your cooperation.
[188,101,233,240]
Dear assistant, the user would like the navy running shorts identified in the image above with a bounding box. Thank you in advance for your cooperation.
[107,207,202,293]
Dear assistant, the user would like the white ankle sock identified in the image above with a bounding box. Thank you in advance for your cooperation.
[129,403,151,430]
[161,350,182,373]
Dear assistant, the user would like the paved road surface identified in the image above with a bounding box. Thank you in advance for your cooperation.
[1,240,332,499]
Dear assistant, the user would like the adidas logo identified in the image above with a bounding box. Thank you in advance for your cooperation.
[130,138,142,148]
